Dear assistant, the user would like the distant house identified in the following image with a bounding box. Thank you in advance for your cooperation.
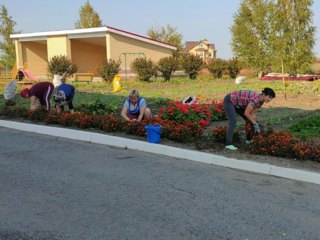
[10,26,176,79]
[184,39,216,62]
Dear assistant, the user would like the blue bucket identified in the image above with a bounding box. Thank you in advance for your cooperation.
[145,125,161,143]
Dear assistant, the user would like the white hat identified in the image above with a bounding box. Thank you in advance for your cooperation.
[53,90,66,101]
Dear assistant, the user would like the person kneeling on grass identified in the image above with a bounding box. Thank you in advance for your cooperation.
[20,82,54,111]
[223,88,276,151]
[53,83,75,114]
[121,89,152,122]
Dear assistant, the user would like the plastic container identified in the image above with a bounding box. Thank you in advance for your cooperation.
[145,125,161,143]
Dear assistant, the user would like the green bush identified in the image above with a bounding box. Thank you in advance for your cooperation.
[98,59,121,82]
[181,54,203,79]
[227,57,241,78]
[289,114,320,139]
[131,58,157,81]
[77,98,118,115]
[207,58,227,78]
[157,56,179,81]
[47,55,77,80]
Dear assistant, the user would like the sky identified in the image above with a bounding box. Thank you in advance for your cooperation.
[2,0,320,59]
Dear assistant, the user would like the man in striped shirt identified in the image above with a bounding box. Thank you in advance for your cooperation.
[223,88,276,150]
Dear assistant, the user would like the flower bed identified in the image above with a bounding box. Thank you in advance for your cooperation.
[1,105,319,163]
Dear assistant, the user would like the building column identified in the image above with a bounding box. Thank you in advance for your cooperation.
[106,33,111,60]
[15,40,23,69]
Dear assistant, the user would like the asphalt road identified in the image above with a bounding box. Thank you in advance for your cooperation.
[0,127,320,240]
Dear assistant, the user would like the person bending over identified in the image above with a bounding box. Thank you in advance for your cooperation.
[223,88,276,150]
[53,83,75,114]
[20,82,54,111]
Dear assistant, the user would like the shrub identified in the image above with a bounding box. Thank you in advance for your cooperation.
[27,109,49,122]
[181,54,203,79]
[131,58,157,81]
[207,58,227,78]
[98,59,121,82]
[157,56,179,81]
[288,115,320,139]
[227,57,241,78]
[158,100,225,125]
[78,98,118,115]
[47,55,77,80]
[212,126,241,143]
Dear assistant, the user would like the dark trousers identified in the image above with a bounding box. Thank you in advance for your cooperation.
[224,95,254,145]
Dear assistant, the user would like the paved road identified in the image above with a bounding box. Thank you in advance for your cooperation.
[0,127,320,240]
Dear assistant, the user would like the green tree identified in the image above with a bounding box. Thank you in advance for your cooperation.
[207,58,227,78]
[269,0,315,74]
[231,0,316,75]
[0,4,17,70]
[230,0,273,74]
[181,54,203,79]
[75,1,102,29]
[157,56,179,81]
[147,24,183,53]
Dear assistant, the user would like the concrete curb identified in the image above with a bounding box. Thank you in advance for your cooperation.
[1,120,320,185]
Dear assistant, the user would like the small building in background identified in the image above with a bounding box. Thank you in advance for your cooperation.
[10,26,176,79]
[183,39,216,62]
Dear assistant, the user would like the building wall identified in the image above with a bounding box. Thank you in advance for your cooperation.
[71,39,106,74]
[47,36,70,60]
[108,33,174,70]
[21,42,48,75]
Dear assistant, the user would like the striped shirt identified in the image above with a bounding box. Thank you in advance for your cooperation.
[229,90,262,109]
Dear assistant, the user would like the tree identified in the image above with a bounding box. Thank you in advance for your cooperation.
[75,1,102,29]
[231,0,316,75]
[157,56,179,81]
[269,0,315,74]
[230,0,273,74]
[181,54,203,79]
[147,24,183,53]
[0,4,17,70]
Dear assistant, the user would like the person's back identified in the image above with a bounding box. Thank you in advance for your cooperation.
[4,79,18,100]
[57,83,75,101]
[4,71,25,101]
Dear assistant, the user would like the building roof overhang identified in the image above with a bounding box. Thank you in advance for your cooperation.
[10,26,177,50]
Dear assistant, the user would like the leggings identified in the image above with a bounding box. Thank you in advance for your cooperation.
[224,95,254,145]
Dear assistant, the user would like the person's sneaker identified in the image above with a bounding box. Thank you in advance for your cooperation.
[225,145,238,150]
[246,140,253,144]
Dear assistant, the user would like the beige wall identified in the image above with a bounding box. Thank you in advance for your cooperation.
[13,30,175,77]
[71,39,106,74]
[21,42,48,74]
[108,33,174,69]
[47,36,71,60]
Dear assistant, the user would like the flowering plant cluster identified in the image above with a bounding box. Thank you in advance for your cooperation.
[212,126,241,143]
[158,100,225,126]
[249,131,320,162]
[5,108,205,143]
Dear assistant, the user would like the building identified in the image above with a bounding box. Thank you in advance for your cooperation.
[184,39,216,62]
[10,26,176,79]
